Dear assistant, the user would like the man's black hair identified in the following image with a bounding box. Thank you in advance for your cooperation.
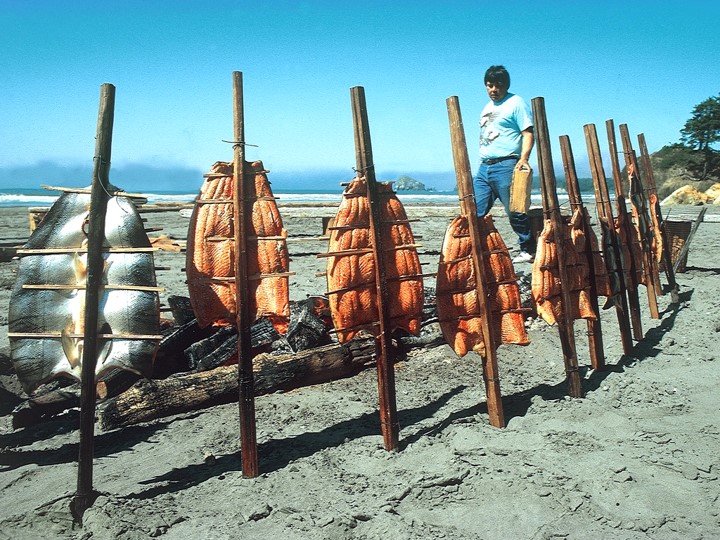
[484,65,510,88]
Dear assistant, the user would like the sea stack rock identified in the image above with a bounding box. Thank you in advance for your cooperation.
[395,175,426,191]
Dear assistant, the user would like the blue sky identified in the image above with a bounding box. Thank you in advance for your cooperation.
[1,0,718,192]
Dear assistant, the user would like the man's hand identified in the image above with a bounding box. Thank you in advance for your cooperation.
[515,159,531,172]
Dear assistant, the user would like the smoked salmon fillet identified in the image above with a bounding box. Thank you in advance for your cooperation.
[532,215,597,326]
[325,177,423,343]
[628,164,653,285]
[616,216,645,288]
[648,193,664,264]
[186,161,290,333]
[568,208,615,303]
[436,215,528,357]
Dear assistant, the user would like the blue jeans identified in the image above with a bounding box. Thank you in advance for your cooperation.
[474,159,535,253]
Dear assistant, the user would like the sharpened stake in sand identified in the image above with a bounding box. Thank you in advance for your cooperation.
[350,86,400,451]
[232,71,260,478]
[604,120,645,341]
[71,82,115,522]
[446,95,505,427]
[618,123,661,319]
[532,97,583,398]
[559,135,606,372]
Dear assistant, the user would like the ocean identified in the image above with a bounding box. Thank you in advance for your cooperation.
[0,186,595,208]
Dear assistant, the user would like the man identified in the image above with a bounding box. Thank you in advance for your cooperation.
[475,65,535,263]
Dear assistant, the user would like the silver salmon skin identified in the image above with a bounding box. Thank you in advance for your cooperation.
[8,188,161,394]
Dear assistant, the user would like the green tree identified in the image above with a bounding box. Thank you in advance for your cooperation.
[680,93,720,179]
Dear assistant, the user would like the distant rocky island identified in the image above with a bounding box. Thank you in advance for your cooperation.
[394,175,436,192]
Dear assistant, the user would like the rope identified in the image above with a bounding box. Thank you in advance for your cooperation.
[221,139,259,149]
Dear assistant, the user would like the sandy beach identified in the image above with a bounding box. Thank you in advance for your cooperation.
[1,199,719,539]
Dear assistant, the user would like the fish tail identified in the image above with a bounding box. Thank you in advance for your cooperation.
[61,327,82,369]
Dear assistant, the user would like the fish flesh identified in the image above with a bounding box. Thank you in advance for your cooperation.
[186,161,290,333]
[531,216,597,326]
[9,188,161,394]
[616,215,645,287]
[648,193,664,264]
[326,177,423,343]
[627,164,654,285]
[628,164,653,251]
[568,208,618,308]
[436,215,528,357]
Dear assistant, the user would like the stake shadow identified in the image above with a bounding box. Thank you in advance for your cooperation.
[0,386,23,416]
[129,385,469,499]
[681,266,720,275]
[0,415,194,471]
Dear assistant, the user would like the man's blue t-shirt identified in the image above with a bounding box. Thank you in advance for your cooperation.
[478,93,533,161]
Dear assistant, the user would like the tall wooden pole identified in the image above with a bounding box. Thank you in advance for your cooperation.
[604,120,644,341]
[446,96,504,427]
[581,125,634,356]
[71,83,115,521]
[531,97,582,398]
[618,123,661,318]
[637,133,679,303]
[559,135,605,371]
[233,71,259,477]
[350,86,399,450]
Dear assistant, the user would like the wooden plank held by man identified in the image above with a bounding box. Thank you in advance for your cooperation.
[509,166,533,215]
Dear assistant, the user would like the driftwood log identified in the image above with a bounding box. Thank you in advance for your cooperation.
[98,338,376,430]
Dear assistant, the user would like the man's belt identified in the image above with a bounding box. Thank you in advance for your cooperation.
[481,155,519,165]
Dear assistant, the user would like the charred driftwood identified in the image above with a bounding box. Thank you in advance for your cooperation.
[11,369,142,430]
[12,385,81,430]
[99,338,376,430]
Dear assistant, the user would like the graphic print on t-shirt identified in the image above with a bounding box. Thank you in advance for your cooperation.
[480,111,499,146]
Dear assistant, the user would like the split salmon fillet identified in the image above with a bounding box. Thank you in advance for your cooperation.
[531,216,597,325]
[326,177,423,343]
[436,215,528,357]
[568,208,613,298]
[648,193,664,264]
[628,164,655,284]
[616,216,645,287]
[186,160,290,333]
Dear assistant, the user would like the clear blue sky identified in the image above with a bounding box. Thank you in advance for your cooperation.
[1,0,718,191]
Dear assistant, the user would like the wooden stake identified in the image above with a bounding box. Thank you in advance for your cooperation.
[582,126,634,356]
[604,120,644,341]
[233,71,259,477]
[637,133,680,303]
[618,124,660,319]
[446,96,505,427]
[531,97,582,398]
[559,135,606,371]
[350,86,399,451]
[71,83,115,522]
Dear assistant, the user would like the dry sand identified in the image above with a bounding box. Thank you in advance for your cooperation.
[0,200,719,539]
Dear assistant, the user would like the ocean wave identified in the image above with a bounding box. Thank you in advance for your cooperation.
[0,193,59,207]
[0,189,581,208]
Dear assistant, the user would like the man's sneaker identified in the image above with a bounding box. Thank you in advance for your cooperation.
[512,251,534,264]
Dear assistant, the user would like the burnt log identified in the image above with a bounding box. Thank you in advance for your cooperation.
[12,387,81,430]
[99,338,376,430]
[11,369,142,430]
